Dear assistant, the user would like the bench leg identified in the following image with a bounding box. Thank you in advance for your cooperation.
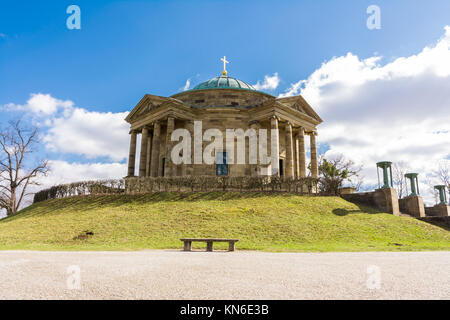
[206,241,213,252]
[184,241,192,251]
[228,242,235,252]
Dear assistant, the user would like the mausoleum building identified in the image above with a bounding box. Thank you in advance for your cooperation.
[125,59,322,179]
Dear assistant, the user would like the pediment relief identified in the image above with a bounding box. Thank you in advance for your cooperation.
[291,101,306,113]
[276,96,322,123]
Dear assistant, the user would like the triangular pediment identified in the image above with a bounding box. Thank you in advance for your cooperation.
[125,94,191,123]
[276,95,323,123]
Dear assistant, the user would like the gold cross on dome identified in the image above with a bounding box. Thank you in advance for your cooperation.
[220,56,229,76]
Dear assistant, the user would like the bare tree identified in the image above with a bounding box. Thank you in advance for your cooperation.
[424,175,439,205]
[0,120,49,216]
[392,161,408,199]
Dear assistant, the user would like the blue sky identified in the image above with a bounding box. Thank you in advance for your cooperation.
[1,0,449,208]
[1,0,450,110]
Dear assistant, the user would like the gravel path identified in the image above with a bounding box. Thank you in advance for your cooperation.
[0,250,449,300]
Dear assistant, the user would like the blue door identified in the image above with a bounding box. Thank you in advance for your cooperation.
[216,152,228,176]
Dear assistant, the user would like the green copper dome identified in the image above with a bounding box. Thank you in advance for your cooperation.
[192,76,256,91]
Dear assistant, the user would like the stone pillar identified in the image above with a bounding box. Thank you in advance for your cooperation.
[150,122,161,177]
[293,132,299,178]
[139,127,149,177]
[127,131,137,177]
[164,117,175,177]
[270,116,280,176]
[399,195,425,217]
[298,128,306,177]
[285,122,294,178]
[186,120,194,176]
[249,121,260,177]
[309,132,318,178]
[145,132,152,177]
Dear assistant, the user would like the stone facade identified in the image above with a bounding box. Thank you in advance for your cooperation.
[341,188,400,216]
[399,195,425,218]
[125,78,322,180]
[425,204,450,217]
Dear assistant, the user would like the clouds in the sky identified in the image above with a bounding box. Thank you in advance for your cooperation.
[43,108,129,161]
[5,93,130,161]
[5,93,73,115]
[253,72,280,91]
[281,26,450,204]
[40,160,127,187]
[2,94,131,209]
[182,78,191,91]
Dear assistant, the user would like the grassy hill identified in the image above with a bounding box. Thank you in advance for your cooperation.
[0,192,448,251]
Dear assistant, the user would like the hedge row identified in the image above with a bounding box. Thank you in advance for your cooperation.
[33,176,319,203]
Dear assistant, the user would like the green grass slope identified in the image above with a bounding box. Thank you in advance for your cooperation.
[0,192,448,251]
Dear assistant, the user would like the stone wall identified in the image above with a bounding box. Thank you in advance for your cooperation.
[341,188,400,215]
[425,204,450,217]
[399,196,425,218]
[418,216,450,227]
[125,176,319,194]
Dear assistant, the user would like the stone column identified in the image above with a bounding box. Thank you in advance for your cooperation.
[150,122,161,177]
[270,116,280,176]
[309,132,318,178]
[249,121,260,177]
[164,117,175,177]
[139,127,149,177]
[186,120,194,176]
[145,132,152,177]
[285,122,294,178]
[127,130,137,177]
[298,128,306,178]
[293,131,299,178]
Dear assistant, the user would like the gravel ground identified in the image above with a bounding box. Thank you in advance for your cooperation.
[0,250,449,300]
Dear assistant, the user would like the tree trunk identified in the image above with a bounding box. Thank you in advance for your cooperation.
[7,187,17,216]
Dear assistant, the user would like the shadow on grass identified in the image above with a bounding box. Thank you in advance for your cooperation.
[333,203,384,216]
[419,219,450,232]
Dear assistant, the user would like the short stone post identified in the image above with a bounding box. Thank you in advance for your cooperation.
[183,240,192,251]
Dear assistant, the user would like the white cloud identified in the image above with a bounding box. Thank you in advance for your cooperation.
[43,108,130,161]
[282,26,450,205]
[5,93,73,115]
[183,78,191,91]
[40,160,127,187]
[3,93,130,161]
[0,160,127,217]
[253,72,280,91]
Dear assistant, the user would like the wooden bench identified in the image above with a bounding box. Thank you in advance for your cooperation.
[180,238,239,252]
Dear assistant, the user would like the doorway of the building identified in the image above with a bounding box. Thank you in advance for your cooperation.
[279,159,284,177]
[216,152,229,176]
